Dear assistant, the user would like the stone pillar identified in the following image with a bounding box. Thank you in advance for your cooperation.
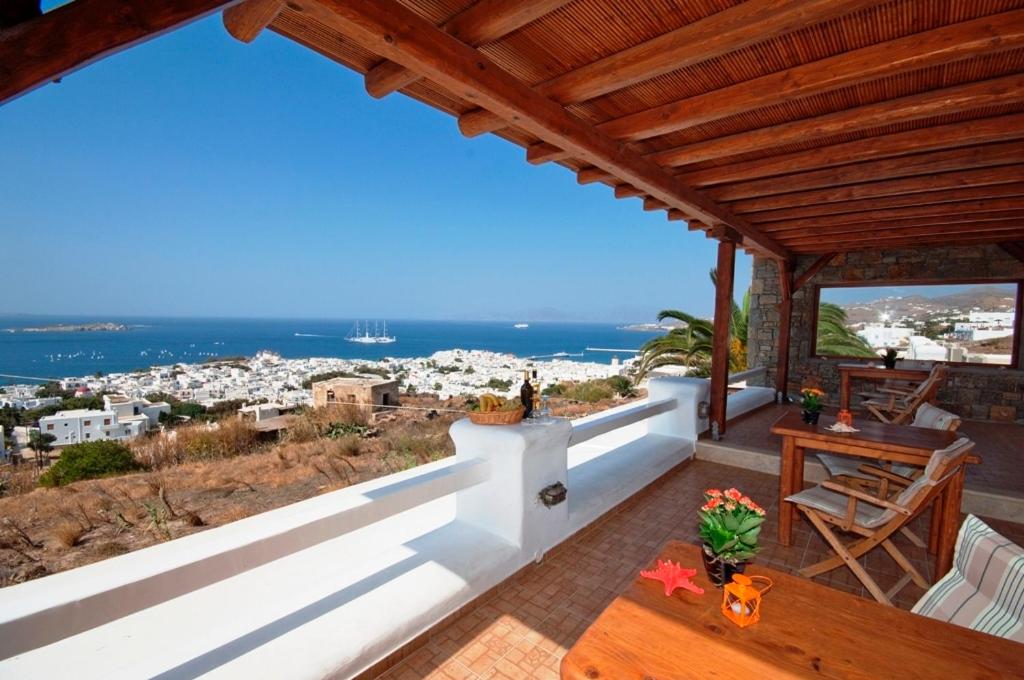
[450,418,572,563]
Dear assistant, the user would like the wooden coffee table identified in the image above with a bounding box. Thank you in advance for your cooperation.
[561,541,1022,679]
[770,410,981,580]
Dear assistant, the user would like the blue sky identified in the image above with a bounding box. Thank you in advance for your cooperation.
[0,12,750,323]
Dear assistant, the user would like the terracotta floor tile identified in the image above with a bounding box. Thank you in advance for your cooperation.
[372,456,1022,678]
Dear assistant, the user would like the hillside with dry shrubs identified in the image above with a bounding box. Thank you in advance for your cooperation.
[0,380,640,587]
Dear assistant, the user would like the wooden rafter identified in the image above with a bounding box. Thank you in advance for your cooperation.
[774,217,1024,245]
[650,74,1024,168]
[746,183,1024,223]
[758,198,1024,232]
[999,241,1024,265]
[793,253,837,292]
[789,229,1024,254]
[364,0,571,99]
[679,114,1024,188]
[457,0,884,138]
[729,166,1024,215]
[289,0,790,259]
[707,142,1024,202]
[223,0,283,42]
[0,0,238,106]
[599,11,1024,144]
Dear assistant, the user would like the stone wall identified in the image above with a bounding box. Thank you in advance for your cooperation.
[747,244,1024,421]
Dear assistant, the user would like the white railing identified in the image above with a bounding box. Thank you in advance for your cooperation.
[728,365,768,386]
[568,397,677,446]
[0,456,489,660]
[0,376,705,678]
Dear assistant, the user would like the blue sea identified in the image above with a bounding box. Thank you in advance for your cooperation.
[0,316,661,384]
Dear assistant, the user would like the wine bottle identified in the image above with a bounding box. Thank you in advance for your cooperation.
[520,370,534,419]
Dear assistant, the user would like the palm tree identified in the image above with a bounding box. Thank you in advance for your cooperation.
[816,302,876,357]
[634,270,748,381]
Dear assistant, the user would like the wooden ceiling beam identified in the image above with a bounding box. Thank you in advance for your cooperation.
[456,0,882,138]
[789,229,1024,253]
[999,241,1024,265]
[526,141,569,164]
[223,0,284,42]
[707,142,1024,202]
[780,221,1024,247]
[296,0,789,259]
[600,10,1024,143]
[0,0,238,106]
[758,198,1024,231]
[769,211,1024,240]
[793,253,838,292]
[746,183,1024,223]
[643,198,669,211]
[679,113,1024,188]
[649,74,1024,168]
[614,185,644,199]
[364,0,571,98]
[729,166,1024,214]
[667,209,687,221]
[577,167,614,185]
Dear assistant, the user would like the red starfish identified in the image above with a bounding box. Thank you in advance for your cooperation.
[640,560,705,596]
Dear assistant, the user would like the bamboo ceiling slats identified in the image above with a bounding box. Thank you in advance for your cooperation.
[4,0,1023,256]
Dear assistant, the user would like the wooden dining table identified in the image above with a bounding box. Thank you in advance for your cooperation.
[770,410,981,580]
[561,541,1022,679]
[837,362,930,411]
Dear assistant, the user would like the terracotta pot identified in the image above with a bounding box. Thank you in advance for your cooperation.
[701,545,747,588]
[801,409,821,425]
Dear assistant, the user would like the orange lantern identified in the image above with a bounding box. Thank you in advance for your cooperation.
[721,574,773,628]
[838,409,854,427]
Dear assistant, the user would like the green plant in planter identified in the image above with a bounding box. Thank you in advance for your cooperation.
[799,387,825,413]
[698,488,765,563]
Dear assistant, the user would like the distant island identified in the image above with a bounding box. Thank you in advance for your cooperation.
[618,321,682,332]
[13,322,133,333]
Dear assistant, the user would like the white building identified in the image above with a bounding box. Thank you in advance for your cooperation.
[39,396,170,446]
[0,396,62,410]
[953,310,1016,342]
[906,335,948,361]
[102,394,170,427]
[856,324,914,349]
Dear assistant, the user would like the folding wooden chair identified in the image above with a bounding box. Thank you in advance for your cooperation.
[863,364,948,425]
[788,438,974,606]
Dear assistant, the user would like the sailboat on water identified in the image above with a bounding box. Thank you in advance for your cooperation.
[346,320,397,344]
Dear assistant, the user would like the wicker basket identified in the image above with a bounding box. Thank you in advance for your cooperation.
[468,407,526,426]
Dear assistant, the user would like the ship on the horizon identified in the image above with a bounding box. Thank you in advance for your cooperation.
[346,320,397,344]
[513,323,529,329]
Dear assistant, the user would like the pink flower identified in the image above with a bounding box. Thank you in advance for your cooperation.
[725,501,737,511]
[739,496,753,507]
[705,488,723,498]
[724,488,742,501]
[754,506,766,517]
[703,498,722,510]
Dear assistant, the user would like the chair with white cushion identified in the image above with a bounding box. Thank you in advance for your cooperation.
[913,514,1024,642]
[789,438,974,605]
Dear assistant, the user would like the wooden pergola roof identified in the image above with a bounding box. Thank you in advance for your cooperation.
[3,0,1024,261]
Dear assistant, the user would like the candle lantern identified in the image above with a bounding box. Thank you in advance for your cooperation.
[721,574,772,628]
[838,409,854,427]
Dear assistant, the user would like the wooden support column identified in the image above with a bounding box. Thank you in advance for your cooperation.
[776,259,794,401]
[709,237,737,439]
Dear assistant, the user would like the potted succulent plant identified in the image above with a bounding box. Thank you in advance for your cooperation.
[698,488,765,587]
[883,347,898,370]
[799,387,825,424]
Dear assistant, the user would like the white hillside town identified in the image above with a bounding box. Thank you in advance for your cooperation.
[3,349,632,425]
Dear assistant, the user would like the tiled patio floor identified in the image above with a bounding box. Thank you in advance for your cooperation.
[710,404,1024,497]
[375,458,1024,679]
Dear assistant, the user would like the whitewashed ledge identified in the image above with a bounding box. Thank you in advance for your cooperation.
[0,376,766,679]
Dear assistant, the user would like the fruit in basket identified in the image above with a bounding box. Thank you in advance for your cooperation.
[479,394,501,413]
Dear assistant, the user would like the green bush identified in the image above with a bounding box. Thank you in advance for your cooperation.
[39,440,143,487]
[485,378,513,391]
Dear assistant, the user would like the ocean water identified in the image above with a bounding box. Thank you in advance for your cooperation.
[0,316,661,384]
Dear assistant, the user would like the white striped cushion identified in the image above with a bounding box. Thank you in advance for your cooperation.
[912,514,1024,642]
